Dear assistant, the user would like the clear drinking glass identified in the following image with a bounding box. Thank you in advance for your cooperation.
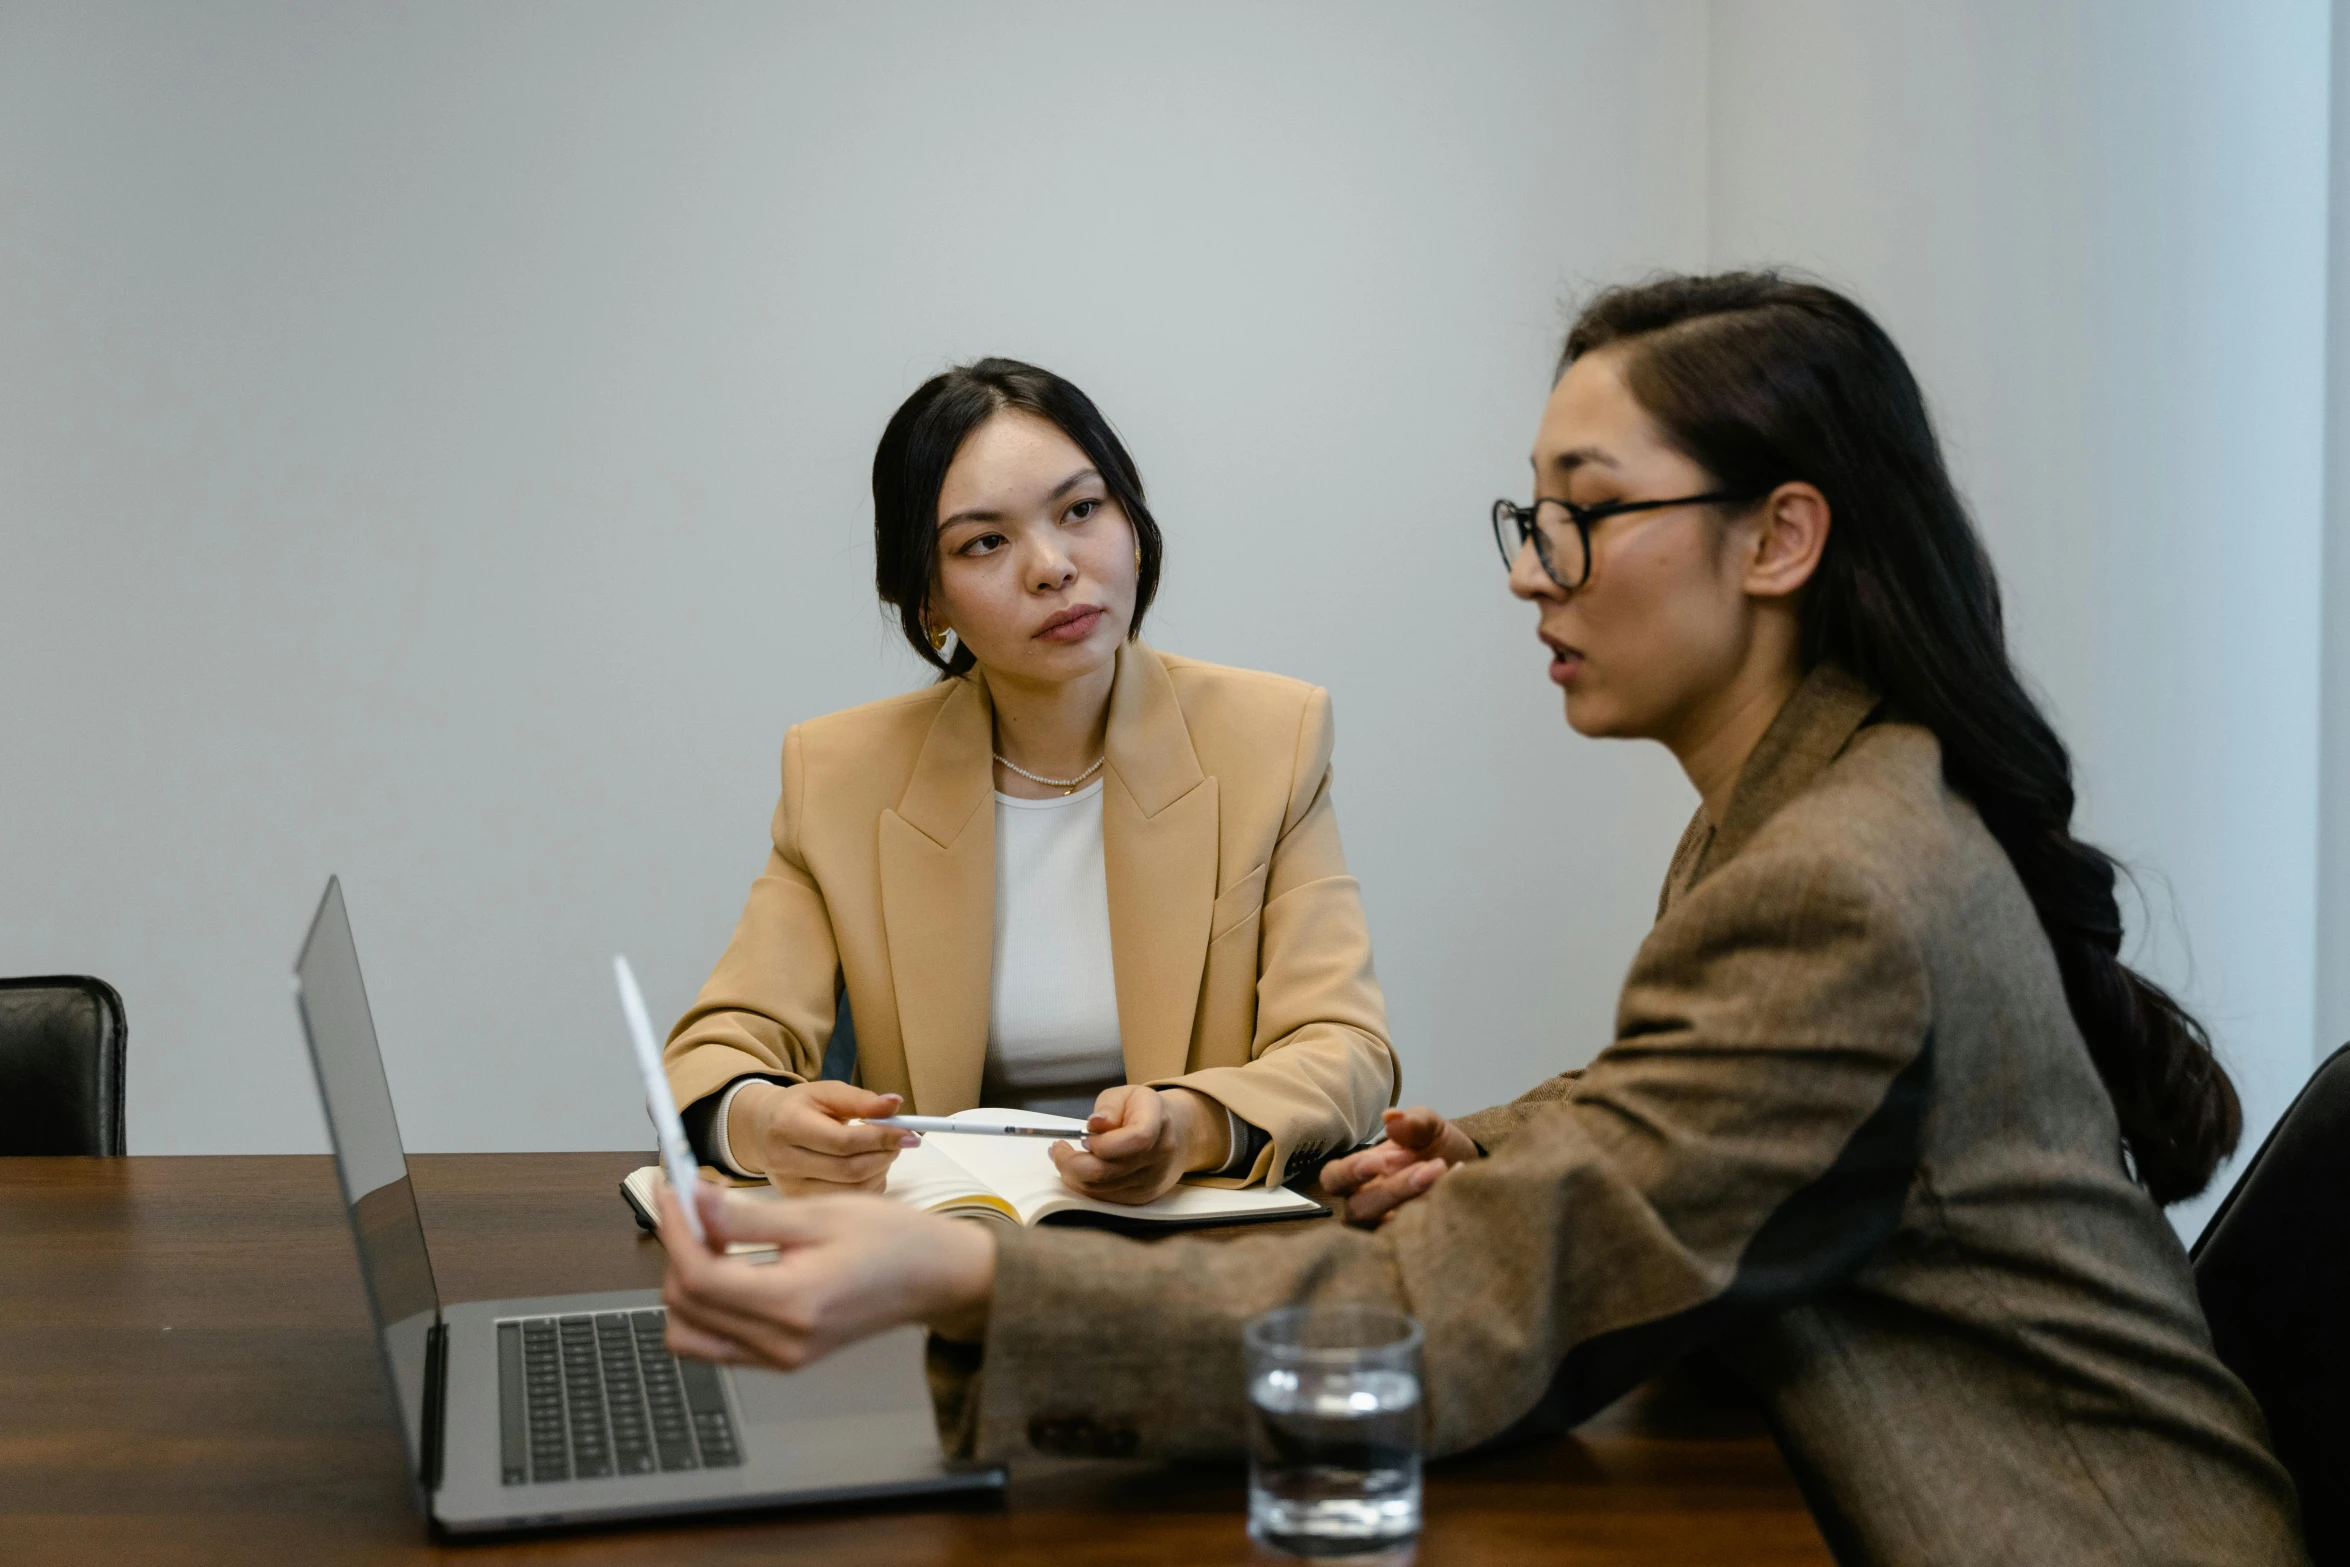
[1244,1304,1424,1558]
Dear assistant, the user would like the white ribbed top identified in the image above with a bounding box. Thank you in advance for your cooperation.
[984,778,1124,1119]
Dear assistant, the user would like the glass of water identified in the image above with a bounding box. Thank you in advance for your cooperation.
[1244,1304,1424,1557]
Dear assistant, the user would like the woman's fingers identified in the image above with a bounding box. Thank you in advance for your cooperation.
[659,1212,839,1369]
[767,1084,917,1161]
[660,1186,779,1361]
[1322,1109,1457,1198]
[1047,1141,1165,1203]
[690,1180,735,1249]
[1068,1125,1147,1166]
[662,1309,749,1366]
[1087,1082,1145,1123]
[1338,1157,1448,1225]
[659,1181,722,1264]
[770,1145,903,1185]
[674,1271,816,1353]
[774,1150,896,1182]
[1320,1141,1416,1195]
[798,1123,917,1158]
[1080,1086,1160,1162]
[665,1284,815,1371]
[1051,1139,1152,1186]
[1048,1141,1118,1184]
[694,1188,856,1248]
[1381,1105,1450,1153]
[804,1082,904,1121]
[1055,1160,1148,1196]
[1051,1088,1189,1204]
[787,1109,918,1158]
[1372,1107,1481,1168]
[658,1189,994,1375]
[769,1172,893,1197]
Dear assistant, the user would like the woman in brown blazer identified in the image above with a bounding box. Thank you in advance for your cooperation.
[664,358,1395,1203]
[654,281,2305,1562]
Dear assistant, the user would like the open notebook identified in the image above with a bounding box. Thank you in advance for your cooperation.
[622,1107,1325,1236]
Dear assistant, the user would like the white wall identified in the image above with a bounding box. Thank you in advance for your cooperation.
[2323,0,2350,1068]
[1708,0,2335,1238]
[0,1,1708,1153]
[4,1,2337,1223]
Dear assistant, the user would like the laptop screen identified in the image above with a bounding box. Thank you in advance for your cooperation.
[294,876,442,1496]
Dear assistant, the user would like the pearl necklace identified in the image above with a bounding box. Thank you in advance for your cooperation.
[992,752,1107,795]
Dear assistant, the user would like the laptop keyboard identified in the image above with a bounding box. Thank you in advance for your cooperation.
[497,1308,742,1485]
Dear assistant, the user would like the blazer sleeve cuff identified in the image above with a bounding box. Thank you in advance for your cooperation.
[1208,1106,1272,1178]
[1150,1034,1392,1188]
[705,1075,790,1177]
[668,1040,805,1120]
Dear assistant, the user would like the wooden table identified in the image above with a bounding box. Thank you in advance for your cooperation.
[0,1154,1832,1565]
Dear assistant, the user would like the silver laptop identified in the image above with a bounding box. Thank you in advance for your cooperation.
[292,876,1003,1535]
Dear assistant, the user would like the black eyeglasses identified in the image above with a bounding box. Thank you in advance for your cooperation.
[1490,492,1757,589]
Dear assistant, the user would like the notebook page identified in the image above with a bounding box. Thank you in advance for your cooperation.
[923,1110,1092,1221]
[621,1165,783,1256]
[629,1142,1018,1241]
[882,1136,1018,1222]
[927,1108,1321,1226]
[1038,1176,1323,1226]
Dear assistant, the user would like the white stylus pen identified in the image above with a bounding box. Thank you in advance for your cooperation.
[614,954,707,1244]
[854,1115,1087,1142]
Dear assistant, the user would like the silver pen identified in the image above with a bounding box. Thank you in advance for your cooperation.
[853,1114,1087,1141]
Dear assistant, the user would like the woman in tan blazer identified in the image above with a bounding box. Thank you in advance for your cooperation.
[653,280,2303,1563]
[664,358,1395,1203]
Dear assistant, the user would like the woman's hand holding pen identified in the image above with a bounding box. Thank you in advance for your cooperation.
[728,1081,920,1196]
[1321,1106,1482,1226]
[657,1182,994,1373]
[1048,1084,1229,1204]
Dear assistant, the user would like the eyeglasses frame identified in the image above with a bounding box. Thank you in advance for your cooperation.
[1490,490,1762,590]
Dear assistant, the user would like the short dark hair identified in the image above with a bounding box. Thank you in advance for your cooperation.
[871,357,1163,677]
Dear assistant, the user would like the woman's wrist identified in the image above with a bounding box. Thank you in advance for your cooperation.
[923,1218,997,1342]
[1162,1086,1232,1173]
[725,1081,784,1176]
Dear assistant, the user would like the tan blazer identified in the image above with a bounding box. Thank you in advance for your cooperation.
[933,664,2305,1566]
[665,641,1397,1186]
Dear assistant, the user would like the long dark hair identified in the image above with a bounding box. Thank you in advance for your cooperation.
[1564,271,2239,1204]
[871,357,1163,678]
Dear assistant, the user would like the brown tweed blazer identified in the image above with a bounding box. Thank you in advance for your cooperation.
[934,663,2307,1565]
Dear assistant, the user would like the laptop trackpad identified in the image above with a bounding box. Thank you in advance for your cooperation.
[726,1326,951,1486]
[730,1325,935,1423]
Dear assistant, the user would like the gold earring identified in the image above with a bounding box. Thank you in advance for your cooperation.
[928,625,949,653]
[1133,544,1142,570]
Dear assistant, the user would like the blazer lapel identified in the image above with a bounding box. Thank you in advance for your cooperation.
[878,675,997,1114]
[1101,643,1219,1086]
[1684,661,1882,891]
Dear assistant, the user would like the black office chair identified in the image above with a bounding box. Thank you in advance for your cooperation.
[2192,1041,2350,1564]
[0,975,127,1156]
